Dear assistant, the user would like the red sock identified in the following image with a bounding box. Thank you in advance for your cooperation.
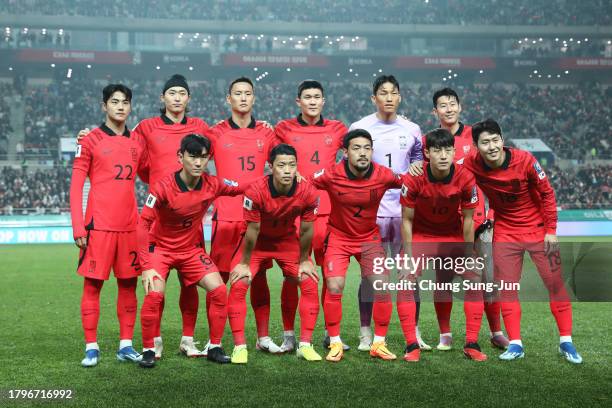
[227,280,249,345]
[154,297,164,338]
[250,271,270,338]
[501,301,522,341]
[464,290,484,344]
[323,291,342,337]
[484,301,502,333]
[298,278,319,343]
[550,301,572,337]
[116,278,137,341]
[281,279,299,332]
[372,294,392,337]
[396,290,417,344]
[179,283,199,337]
[207,286,228,344]
[81,278,103,343]
[434,301,453,334]
[141,291,164,349]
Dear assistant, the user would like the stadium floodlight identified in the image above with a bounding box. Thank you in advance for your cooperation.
[155,65,160,70]
[188,66,194,71]
[479,70,484,74]
[584,38,588,41]
[557,74,561,78]
[8,66,13,71]
[286,68,291,72]
[337,73,340,76]
[253,67,258,71]
[264,72,268,75]
[533,70,538,74]
[86,64,91,69]
[453,73,457,77]
[67,68,72,79]
[539,38,543,42]
[448,69,452,73]
[442,77,447,81]
[378,69,382,73]
[565,70,569,74]
[555,38,559,41]
[355,36,359,39]
[50,63,55,67]
[349,68,353,72]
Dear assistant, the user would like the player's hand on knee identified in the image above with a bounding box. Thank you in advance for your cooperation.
[298,260,318,282]
[544,233,559,256]
[230,263,251,285]
[408,160,423,176]
[74,236,87,249]
[142,269,162,295]
[76,128,90,144]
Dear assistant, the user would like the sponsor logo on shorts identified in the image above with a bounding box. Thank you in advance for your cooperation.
[88,260,96,274]
[145,194,157,208]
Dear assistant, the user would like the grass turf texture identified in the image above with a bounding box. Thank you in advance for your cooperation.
[1,242,611,408]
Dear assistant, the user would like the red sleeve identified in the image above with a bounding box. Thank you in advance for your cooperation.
[333,121,348,151]
[461,171,479,210]
[137,185,164,269]
[69,138,92,238]
[263,127,279,162]
[383,166,403,189]
[526,155,558,235]
[132,128,150,184]
[400,174,419,208]
[308,167,330,191]
[242,186,262,223]
[301,183,319,222]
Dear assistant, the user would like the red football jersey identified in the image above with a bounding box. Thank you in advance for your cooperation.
[421,122,474,162]
[275,115,346,215]
[310,160,402,241]
[243,176,319,240]
[400,164,478,238]
[70,124,145,238]
[134,115,209,185]
[210,118,277,222]
[463,147,557,235]
[139,171,242,267]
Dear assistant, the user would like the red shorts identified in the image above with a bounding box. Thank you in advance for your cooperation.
[148,246,219,287]
[323,232,387,278]
[231,238,300,278]
[77,230,140,280]
[294,214,328,266]
[211,220,273,275]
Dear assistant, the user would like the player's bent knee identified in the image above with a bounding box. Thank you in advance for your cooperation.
[199,272,225,292]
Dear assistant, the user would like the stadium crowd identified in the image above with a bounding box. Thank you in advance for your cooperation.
[21,79,611,161]
[0,163,608,215]
[0,83,13,157]
[0,0,610,26]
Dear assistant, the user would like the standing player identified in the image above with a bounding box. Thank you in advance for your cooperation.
[78,74,209,359]
[349,75,427,351]
[70,84,144,366]
[310,129,403,362]
[410,88,508,351]
[464,119,581,364]
[400,128,487,362]
[137,134,242,368]
[227,144,322,363]
[273,80,347,352]
[207,76,279,353]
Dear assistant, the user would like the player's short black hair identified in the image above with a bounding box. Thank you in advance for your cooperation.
[472,118,503,145]
[102,84,132,104]
[228,77,254,95]
[297,80,324,98]
[424,128,454,149]
[372,75,400,95]
[343,129,373,149]
[179,134,211,156]
[432,87,460,108]
[269,143,297,164]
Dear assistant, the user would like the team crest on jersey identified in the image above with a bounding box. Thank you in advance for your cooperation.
[292,136,303,143]
[75,144,82,158]
[399,135,408,149]
[223,178,239,187]
[401,184,409,197]
[313,169,325,179]
[533,161,546,180]
[131,147,138,162]
[463,145,471,154]
[470,186,478,204]
[256,139,264,152]
[145,194,157,208]
[243,196,253,211]
[325,135,333,145]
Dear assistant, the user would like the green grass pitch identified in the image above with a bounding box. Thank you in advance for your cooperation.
[0,242,611,407]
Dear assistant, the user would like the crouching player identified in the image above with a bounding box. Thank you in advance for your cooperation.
[399,128,487,362]
[465,119,581,363]
[137,134,242,368]
[70,84,145,367]
[310,129,403,362]
[228,144,322,363]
